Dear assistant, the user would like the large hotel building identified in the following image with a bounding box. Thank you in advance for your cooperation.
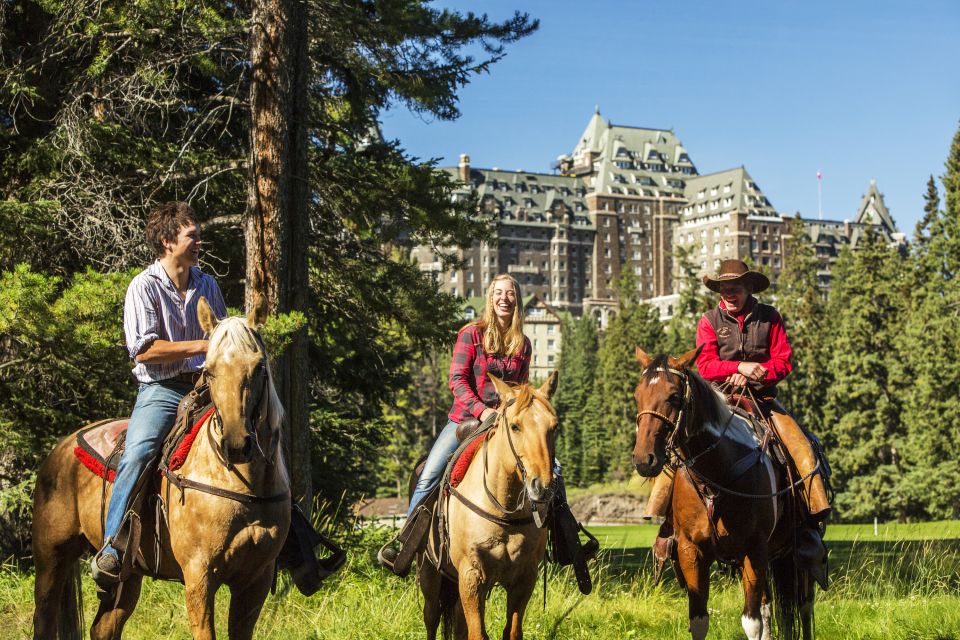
[412,110,903,327]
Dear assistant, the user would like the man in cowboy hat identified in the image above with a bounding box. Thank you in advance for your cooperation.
[648,259,831,588]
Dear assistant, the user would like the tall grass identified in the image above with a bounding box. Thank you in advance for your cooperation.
[3,524,960,639]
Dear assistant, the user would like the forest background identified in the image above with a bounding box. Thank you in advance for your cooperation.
[1,0,959,562]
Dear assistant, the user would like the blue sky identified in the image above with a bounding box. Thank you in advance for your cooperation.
[381,0,959,235]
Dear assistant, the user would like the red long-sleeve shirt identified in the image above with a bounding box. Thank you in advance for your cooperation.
[695,298,792,387]
[447,324,531,423]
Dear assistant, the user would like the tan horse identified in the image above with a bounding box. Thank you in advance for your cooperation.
[633,347,815,640]
[418,373,559,640]
[32,298,290,639]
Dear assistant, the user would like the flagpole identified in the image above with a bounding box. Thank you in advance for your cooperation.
[817,171,823,220]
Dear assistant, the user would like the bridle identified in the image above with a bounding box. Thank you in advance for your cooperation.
[636,365,694,454]
[206,337,277,471]
[636,365,734,468]
[480,400,554,516]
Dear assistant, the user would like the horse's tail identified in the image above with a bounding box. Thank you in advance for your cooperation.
[439,573,459,640]
[56,560,84,640]
[770,551,812,640]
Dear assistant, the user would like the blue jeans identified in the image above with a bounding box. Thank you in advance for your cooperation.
[406,420,564,517]
[102,380,193,557]
[407,420,460,517]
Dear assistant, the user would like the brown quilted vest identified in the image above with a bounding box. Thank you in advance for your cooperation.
[704,299,776,394]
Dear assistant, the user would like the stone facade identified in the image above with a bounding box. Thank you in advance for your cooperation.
[413,111,901,321]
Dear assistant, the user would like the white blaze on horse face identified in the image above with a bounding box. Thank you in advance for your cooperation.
[689,615,709,640]
[742,615,763,640]
[646,376,660,386]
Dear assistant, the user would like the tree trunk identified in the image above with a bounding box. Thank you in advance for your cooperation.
[245,0,312,509]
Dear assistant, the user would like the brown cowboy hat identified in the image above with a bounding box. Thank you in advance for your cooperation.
[702,259,769,293]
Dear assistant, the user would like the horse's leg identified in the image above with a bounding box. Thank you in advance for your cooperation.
[32,542,83,640]
[677,539,710,640]
[761,581,773,640]
[227,566,274,640]
[457,563,488,640]
[419,560,443,640]
[740,547,768,640]
[184,573,220,640]
[89,574,144,640]
[501,573,537,640]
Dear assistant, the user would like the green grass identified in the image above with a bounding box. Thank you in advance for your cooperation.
[3,522,960,639]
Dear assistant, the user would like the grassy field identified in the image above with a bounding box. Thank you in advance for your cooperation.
[3,522,960,639]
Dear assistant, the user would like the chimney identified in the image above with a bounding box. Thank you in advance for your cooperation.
[459,154,471,183]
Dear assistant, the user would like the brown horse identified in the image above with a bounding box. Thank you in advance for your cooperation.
[418,373,558,640]
[633,347,815,640]
[32,298,290,639]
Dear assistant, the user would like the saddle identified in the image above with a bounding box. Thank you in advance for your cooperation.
[77,383,216,584]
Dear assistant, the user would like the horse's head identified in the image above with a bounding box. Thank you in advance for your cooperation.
[488,371,559,504]
[632,345,702,477]
[198,296,283,466]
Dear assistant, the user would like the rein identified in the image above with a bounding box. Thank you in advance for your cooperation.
[638,365,793,500]
[165,349,287,505]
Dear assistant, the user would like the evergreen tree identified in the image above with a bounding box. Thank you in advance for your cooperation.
[895,123,960,519]
[663,245,712,355]
[553,314,599,486]
[913,175,942,245]
[821,234,906,521]
[589,271,665,483]
[775,214,829,431]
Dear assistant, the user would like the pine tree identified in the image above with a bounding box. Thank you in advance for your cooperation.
[553,314,599,486]
[663,244,712,355]
[775,214,829,431]
[895,123,960,519]
[589,271,665,483]
[913,175,942,245]
[821,234,906,521]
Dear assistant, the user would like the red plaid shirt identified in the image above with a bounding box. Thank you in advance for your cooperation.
[447,324,532,423]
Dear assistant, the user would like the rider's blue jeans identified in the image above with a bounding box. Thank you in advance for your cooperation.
[407,420,460,517]
[102,380,193,558]
[406,419,564,518]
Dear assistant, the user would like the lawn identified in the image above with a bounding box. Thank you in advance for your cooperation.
[2,522,959,639]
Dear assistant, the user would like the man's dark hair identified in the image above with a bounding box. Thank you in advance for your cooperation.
[145,202,197,259]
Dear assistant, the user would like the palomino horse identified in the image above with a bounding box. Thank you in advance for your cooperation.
[418,373,559,640]
[32,298,290,639]
[633,347,815,640]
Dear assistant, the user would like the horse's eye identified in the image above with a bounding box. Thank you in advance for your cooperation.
[668,394,682,407]
[510,423,521,432]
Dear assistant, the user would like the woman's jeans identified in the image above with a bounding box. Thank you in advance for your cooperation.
[407,420,460,517]
[102,380,194,557]
[406,419,563,518]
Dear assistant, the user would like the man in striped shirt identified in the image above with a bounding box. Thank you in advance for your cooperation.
[91,201,227,586]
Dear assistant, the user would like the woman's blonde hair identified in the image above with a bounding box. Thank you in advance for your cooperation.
[473,274,525,356]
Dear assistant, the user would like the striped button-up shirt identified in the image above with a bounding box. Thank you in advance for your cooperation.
[124,261,227,383]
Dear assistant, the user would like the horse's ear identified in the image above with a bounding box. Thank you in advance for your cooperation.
[488,374,513,402]
[669,345,703,370]
[539,370,559,400]
[247,294,268,329]
[197,296,218,334]
[635,346,653,369]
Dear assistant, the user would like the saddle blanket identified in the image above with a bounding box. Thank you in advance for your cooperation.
[449,434,485,489]
[73,406,216,482]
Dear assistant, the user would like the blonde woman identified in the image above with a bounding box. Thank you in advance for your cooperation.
[380,274,597,588]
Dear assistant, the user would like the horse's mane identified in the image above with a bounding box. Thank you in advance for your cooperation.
[504,381,556,417]
[207,316,285,434]
[641,354,730,430]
